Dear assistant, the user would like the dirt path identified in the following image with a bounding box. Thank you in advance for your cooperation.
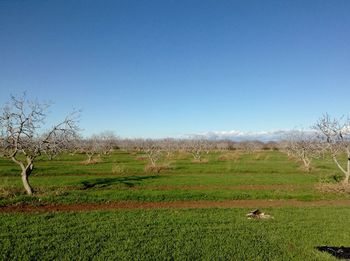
[1,199,350,213]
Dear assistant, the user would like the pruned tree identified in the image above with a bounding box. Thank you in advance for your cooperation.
[43,130,76,160]
[185,138,208,162]
[284,130,319,172]
[143,140,162,167]
[133,138,148,152]
[116,138,133,152]
[81,135,103,164]
[98,131,119,155]
[216,141,230,151]
[239,140,264,153]
[313,114,350,184]
[263,141,278,151]
[0,94,79,195]
[160,138,178,158]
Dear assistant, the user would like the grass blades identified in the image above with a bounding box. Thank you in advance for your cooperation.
[1,207,347,260]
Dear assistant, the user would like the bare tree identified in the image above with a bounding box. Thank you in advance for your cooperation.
[284,130,319,172]
[116,138,133,152]
[263,141,278,151]
[98,131,119,155]
[160,138,177,158]
[314,114,350,184]
[0,94,79,195]
[185,138,208,162]
[239,140,264,153]
[142,140,162,167]
[81,135,103,163]
[43,130,76,160]
[216,141,230,151]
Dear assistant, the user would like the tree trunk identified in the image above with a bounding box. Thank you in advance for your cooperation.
[87,154,93,163]
[333,156,349,184]
[21,170,33,195]
[302,157,311,172]
[11,156,34,195]
[150,158,156,167]
[343,158,350,184]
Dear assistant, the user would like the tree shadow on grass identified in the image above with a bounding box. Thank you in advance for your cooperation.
[80,175,160,190]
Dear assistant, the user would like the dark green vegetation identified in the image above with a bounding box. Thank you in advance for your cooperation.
[0,150,347,206]
[1,207,349,260]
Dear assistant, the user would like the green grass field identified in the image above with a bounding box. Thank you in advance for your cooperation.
[1,207,349,260]
[1,150,349,260]
[0,150,346,206]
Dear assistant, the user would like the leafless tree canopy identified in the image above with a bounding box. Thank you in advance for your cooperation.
[78,131,119,163]
[143,141,163,167]
[0,94,80,195]
[112,138,280,154]
[283,130,320,171]
[313,114,350,183]
[98,131,119,155]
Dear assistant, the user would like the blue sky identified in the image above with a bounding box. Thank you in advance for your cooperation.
[1,0,349,138]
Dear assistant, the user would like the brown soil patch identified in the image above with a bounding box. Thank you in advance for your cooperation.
[1,199,350,213]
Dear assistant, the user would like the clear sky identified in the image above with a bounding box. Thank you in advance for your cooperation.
[1,0,349,138]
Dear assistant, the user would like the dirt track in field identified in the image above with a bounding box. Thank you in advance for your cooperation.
[1,199,350,213]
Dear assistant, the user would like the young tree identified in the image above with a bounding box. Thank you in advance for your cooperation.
[81,135,103,163]
[160,138,177,158]
[43,130,75,160]
[0,94,79,195]
[79,131,118,162]
[185,138,208,162]
[239,140,264,153]
[98,131,119,155]
[143,140,162,167]
[313,114,350,183]
[284,130,319,172]
[216,141,230,151]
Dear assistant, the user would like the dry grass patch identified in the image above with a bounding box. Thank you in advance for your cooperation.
[316,183,350,194]
[135,156,148,161]
[34,186,73,196]
[170,151,190,160]
[144,163,172,173]
[191,158,209,163]
[253,152,270,160]
[218,152,241,162]
[111,164,127,175]
[0,186,22,198]
[80,158,102,165]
